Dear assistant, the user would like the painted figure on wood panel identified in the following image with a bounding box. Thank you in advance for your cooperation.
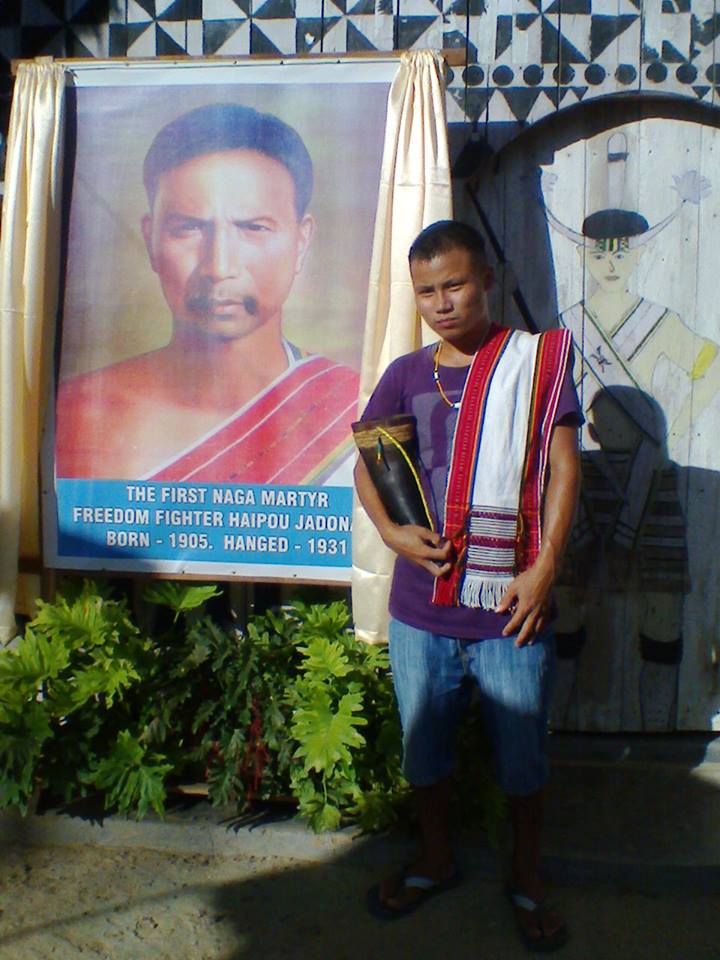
[545,164,718,449]
[552,387,687,731]
[543,133,718,730]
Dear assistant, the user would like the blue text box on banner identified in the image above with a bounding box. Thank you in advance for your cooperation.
[55,479,352,570]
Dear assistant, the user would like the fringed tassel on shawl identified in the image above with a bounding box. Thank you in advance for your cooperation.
[460,575,513,610]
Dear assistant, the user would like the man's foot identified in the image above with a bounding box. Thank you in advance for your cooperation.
[366,858,461,920]
[506,886,568,953]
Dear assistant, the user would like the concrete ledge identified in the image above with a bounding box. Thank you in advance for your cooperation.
[2,736,719,891]
[547,731,720,766]
[3,800,720,895]
[0,801,368,864]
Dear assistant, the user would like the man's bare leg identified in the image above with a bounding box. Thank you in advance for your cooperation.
[509,791,566,946]
[379,776,456,911]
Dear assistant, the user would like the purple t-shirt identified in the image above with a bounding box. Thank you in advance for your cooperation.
[360,340,583,640]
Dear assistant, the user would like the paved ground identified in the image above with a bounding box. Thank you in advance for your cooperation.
[3,737,720,960]
[1,841,719,960]
[1,827,719,960]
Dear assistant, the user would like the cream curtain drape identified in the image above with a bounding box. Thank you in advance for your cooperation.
[351,49,452,644]
[0,60,65,642]
[0,55,448,643]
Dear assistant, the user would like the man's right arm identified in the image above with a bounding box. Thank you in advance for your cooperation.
[354,456,452,577]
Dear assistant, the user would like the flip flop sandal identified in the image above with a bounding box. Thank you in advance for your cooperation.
[366,867,463,921]
[505,886,569,953]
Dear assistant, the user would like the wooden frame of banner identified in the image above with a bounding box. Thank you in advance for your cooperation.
[11,49,466,75]
[12,50,460,588]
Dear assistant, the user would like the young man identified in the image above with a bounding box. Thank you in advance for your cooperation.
[56,102,358,485]
[355,221,581,951]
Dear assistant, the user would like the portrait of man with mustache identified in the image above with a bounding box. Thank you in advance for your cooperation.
[55,102,359,486]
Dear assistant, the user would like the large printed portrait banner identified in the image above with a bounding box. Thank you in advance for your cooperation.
[43,60,395,581]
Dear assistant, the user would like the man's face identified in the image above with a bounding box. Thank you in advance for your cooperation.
[582,239,641,293]
[410,246,493,351]
[142,149,314,342]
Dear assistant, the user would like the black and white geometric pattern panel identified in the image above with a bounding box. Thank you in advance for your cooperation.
[441,0,719,130]
[3,0,720,131]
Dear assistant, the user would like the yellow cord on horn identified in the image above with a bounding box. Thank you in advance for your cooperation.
[376,427,435,532]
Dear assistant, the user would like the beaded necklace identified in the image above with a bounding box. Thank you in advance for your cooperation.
[432,342,462,409]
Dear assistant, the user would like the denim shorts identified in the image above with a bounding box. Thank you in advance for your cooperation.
[388,617,556,797]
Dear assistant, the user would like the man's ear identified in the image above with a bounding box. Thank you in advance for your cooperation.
[141,214,157,273]
[294,214,315,275]
[482,265,495,291]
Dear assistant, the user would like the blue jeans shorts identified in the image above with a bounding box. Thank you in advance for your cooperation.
[388,617,556,797]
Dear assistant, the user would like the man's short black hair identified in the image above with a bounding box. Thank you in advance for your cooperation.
[143,102,313,218]
[408,220,487,266]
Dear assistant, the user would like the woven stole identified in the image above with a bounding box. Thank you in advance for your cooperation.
[433,326,572,609]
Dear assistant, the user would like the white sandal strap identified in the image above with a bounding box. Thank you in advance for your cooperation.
[403,875,438,891]
[509,891,541,912]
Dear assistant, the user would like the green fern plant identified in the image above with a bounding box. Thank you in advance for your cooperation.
[81,731,173,818]
[0,581,149,813]
[286,603,408,832]
[0,583,505,839]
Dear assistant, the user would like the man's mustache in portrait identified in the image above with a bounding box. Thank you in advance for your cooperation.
[186,291,259,316]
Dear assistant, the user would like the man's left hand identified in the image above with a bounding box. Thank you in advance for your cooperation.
[495,561,554,647]
[496,422,581,647]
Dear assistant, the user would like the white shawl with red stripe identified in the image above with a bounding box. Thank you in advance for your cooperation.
[433,325,572,609]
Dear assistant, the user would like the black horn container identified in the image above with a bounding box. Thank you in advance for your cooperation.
[352,414,432,529]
